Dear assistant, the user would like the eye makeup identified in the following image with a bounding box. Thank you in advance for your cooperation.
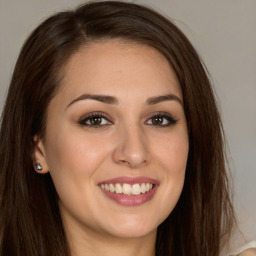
[145,111,178,128]
[79,111,113,128]
[78,110,178,129]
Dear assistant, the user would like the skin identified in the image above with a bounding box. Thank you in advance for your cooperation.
[34,40,189,256]
[240,249,256,256]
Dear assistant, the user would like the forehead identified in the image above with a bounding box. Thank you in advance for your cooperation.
[57,39,182,102]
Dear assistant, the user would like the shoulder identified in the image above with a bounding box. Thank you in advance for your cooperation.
[239,249,256,256]
[228,241,256,256]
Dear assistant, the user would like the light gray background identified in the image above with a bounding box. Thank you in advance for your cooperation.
[0,0,255,248]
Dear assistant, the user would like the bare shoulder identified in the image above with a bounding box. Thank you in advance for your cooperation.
[239,249,256,256]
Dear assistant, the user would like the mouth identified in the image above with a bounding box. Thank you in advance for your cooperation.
[98,176,159,206]
[100,182,154,195]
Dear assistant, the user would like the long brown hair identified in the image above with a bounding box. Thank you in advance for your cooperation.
[0,1,235,256]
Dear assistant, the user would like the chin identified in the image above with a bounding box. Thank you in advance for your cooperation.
[100,213,160,239]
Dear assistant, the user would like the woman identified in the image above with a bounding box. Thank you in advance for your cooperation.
[0,1,254,256]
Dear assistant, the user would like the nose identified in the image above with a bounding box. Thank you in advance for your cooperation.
[112,124,151,169]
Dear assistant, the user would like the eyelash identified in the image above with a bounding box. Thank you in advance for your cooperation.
[145,112,177,127]
[79,112,112,128]
[78,111,177,128]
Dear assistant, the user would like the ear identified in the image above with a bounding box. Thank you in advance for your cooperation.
[32,135,49,174]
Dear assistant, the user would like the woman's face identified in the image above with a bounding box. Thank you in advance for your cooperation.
[34,40,189,240]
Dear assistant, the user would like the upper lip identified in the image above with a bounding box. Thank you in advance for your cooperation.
[98,176,159,185]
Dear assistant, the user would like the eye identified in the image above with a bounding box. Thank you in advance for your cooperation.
[145,112,177,127]
[79,112,112,127]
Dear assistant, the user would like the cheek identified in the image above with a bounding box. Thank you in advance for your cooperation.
[46,127,106,169]
[155,128,189,174]
[152,130,188,220]
[43,129,113,219]
[44,127,112,192]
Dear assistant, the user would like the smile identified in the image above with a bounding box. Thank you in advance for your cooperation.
[98,176,159,206]
[100,183,154,195]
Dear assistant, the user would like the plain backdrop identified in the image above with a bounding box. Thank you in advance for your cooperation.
[0,0,255,248]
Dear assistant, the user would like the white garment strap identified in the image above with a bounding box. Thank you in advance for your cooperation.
[228,241,256,256]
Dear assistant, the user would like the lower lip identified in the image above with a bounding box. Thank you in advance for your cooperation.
[100,185,158,206]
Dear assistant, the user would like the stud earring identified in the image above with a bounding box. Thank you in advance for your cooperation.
[35,163,43,171]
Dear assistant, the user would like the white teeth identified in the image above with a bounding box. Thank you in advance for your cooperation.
[100,182,154,195]
[141,183,146,193]
[123,183,132,195]
[132,184,140,195]
[115,183,122,194]
[109,184,115,192]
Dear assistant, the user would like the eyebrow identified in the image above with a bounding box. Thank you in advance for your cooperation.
[146,94,183,106]
[66,93,183,108]
[67,94,118,108]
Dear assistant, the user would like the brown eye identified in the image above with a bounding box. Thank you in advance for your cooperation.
[89,116,103,126]
[79,113,112,127]
[146,113,177,127]
[151,116,164,125]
